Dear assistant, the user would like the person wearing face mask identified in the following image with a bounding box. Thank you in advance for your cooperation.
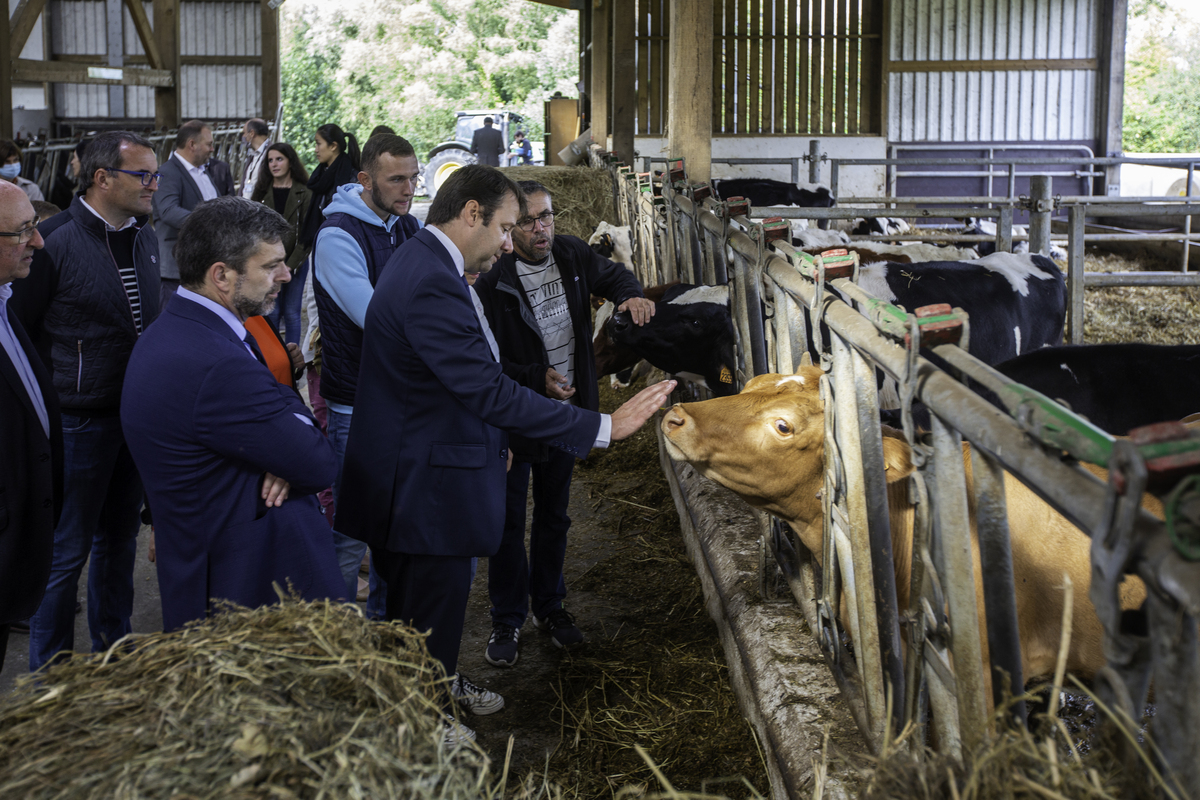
[335,165,677,745]
[0,139,45,203]
[239,119,272,199]
[299,124,360,250]
[250,143,313,346]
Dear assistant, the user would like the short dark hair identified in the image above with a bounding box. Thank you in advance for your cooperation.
[175,120,210,150]
[361,134,416,175]
[245,118,270,138]
[32,200,61,220]
[483,117,494,126]
[175,196,291,289]
[0,138,21,163]
[426,165,525,227]
[368,124,396,140]
[80,130,155,192]
[517,180,550,199]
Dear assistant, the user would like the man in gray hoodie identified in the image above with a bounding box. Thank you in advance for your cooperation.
[312,134,421,614]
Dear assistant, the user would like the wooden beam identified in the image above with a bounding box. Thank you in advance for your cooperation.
[887,58,1099,73]
[12,59,174,86]
[1097,0,1127,195]
[1,1,12,138]
[667,0,712,181]
[8,0,47,58]
[123,0,162,70]
[155,0,180,130]
[610,0,635,164]
[262,0,280,121]
[591,0,610,147]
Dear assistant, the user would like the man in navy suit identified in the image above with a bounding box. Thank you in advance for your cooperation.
[0,181,62,676]
[337,165,674,742]
[121,197,343,631]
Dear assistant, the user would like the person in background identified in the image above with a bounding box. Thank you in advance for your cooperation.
[206,156,236,199]
[50,140,88,210]
[470,118,504,168]
[300,124,360,249]
[32,201,61,222]
[313,134,421,616]
[8,131,161,672]
[0,180,61,680]
[1,139,45,203]
[153,120,230,309]
[240,119,272,199]
[508,131,533,166]
[251,143,313,345]
[368,125,396,140]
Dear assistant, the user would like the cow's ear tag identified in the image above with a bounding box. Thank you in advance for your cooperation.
[720,366,733,384]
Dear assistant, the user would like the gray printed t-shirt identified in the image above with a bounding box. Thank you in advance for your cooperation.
[516,253,575,400]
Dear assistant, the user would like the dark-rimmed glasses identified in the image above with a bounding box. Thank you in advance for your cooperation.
[106,168,163,187]
[517,211,555,232]
[0,217,40,245]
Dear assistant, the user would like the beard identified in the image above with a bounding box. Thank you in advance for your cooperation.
[233,274,277,318]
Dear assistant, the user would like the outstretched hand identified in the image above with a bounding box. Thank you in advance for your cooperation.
[609,380,677,442]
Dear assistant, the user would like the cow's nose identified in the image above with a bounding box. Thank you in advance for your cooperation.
[609,312,631,334]
[662,404,688,433]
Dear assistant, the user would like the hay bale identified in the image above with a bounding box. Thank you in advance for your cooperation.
[0,600,492,799]
[499,166,618,239]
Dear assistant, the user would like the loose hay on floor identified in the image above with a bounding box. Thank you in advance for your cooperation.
[1079,250,1200,345]
[0,600,492,800]
[499,166,618,239]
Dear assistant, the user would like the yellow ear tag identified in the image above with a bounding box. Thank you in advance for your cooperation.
[720,367,733,384]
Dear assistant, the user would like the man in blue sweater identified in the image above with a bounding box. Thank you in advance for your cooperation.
[313,134,421,614]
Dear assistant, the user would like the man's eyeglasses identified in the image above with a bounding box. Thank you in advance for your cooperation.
[517,211,555,232]
[106,168,163,187]
[0,217,40,245]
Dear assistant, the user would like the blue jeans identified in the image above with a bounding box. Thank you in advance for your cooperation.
[488,447,574,628]
[327,407,387,619]
[267,257,309,344]
[29,414,142,671]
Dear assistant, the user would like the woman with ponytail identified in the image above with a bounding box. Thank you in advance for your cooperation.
[299,123,361,247]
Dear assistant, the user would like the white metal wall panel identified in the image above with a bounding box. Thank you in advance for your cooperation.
[888,0,1098,142]
[181,65,261,120]
[181,2,260,56]
[52,1,108,55]
[122,1,152,56]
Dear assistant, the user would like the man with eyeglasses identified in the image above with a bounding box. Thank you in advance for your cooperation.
[0,180,61,679]
[473,180,655,667]
[8,130,161,672]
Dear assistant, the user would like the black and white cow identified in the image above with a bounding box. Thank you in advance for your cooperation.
[715,178,835,230]
[884,343,1200,435]
[852,217,911,238]
[961,218,1069,262]
[606,284,739,397]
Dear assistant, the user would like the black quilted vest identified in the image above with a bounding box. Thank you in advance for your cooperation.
[314,212,419,407]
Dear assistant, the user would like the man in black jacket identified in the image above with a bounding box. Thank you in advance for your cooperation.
[0,181,62,677]
[474,181,654,666]
[9,131,160,672]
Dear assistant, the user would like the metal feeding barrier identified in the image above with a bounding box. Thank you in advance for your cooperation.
[591,147,1200,793]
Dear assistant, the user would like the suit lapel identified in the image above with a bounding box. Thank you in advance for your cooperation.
[169,156,204,205]
[168,293,252,352]
[0,304,48,426]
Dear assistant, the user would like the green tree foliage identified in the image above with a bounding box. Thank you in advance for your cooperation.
[1123,2,1200,153]
[280,17,345,172]
[281,0,578,161]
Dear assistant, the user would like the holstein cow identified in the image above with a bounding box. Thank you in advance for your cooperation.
[715,178,835,230]
[593,281,678,388]
[605,283,739,396]
[588,221,634,266]
[889,343,1200,435]
[661,366,1150,695]
[802,241,981,266]
[961,218,1069,262]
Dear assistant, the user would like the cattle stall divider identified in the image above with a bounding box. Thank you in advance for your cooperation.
[592,147,1200,793]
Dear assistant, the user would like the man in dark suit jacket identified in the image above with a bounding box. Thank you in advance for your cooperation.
[205,158,236,198]
[470,118,505,168]
[0,182,62,675]
[337,165,674,741]
[121,197,343,631]
[152,120,229,309]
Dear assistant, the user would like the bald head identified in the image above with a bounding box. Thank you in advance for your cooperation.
[0,180,43,284]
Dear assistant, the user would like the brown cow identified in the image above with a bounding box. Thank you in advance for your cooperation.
[661,366,1150,689]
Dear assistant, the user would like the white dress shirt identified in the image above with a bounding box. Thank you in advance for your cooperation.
[173,151,218,202]
[425,225,611,448]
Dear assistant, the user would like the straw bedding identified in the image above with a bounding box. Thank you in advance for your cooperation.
[498,166,618,240]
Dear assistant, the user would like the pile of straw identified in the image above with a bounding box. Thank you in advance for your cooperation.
[0,599,492,799]
[499,166,618,239]
[1080,250,1200,345]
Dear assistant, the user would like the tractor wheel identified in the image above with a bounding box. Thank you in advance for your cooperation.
[426,149,475,200]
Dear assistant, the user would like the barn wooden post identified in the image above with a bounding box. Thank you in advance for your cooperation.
[1,0,13,138]
[261,0,280,123]
[609,0,635,165]
[667,0,712,183]
[154,0,180,131]
[591,0,609,148]
[1097,0,1128,195]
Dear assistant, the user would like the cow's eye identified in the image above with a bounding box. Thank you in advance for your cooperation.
[774,419,792,435]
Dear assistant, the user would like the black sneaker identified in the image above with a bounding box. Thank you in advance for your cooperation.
[533,607,584,648]
[485,623,520,667]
